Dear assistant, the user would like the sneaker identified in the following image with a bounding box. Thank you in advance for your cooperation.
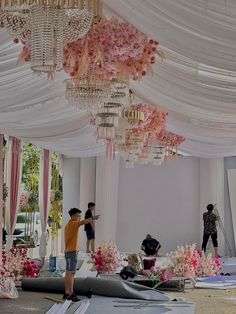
[63,293,69,300]
[67,292,81,302]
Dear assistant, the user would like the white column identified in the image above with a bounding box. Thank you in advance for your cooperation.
[95,156,120,246]
[79,157,96,251]
[200,158,225,255]
[61,157,80,253]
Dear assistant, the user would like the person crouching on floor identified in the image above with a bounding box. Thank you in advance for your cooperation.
[141,234,161,256]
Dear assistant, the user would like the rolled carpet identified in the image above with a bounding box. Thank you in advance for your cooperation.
[21,277,169,301]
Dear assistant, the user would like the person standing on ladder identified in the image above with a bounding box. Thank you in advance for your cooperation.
[201,204,219,257]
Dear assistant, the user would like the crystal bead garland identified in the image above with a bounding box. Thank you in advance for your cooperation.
[0,3,31,41]
[95,80,129,152]
[29,5,57,74]
[64,9,94,43]
[65,69,114,111]
[1,1,95,77]
[29,5,93,76]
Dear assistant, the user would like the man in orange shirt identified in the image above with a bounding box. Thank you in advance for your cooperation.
[64,207,100,301]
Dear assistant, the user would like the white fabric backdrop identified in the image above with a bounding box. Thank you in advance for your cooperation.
[5,137,23,251]
[0,1,236,157]
[61,157,81,253]
[226,169,236,255]
[199,158,225,255]
[95,156,120,245]
[79,157,96,251]
[39,149,52,258]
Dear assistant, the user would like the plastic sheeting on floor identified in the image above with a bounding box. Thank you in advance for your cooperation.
[220,257,236,275]
[46,296,195,314]
[21,277,169,301]
[193,275,236,289]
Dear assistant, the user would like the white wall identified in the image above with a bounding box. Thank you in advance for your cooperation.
[95,156,120,245]
[79,157,96,251]
[61,157,80,252]
[224,157,236,256]
[116,157,200,254]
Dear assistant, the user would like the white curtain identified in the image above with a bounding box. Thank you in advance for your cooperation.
[95,156,120,245]
[0,135,3,265]
[39,149,52,259]
[199,158,225,255]
[79,157,96,251]
[5,137,23,252]
[226,169,236,256]
[61,157,80,253]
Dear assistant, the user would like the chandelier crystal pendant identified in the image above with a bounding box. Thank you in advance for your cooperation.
[29,5,93,75]
[0,0,102,76]
[96,103,121,142]
[144,143,165,165]
[65,68,114,111]
[122,108,145,127]
[110,79,129,105]
[0,3,31,41]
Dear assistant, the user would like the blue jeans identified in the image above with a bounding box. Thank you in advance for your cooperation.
[65,251,78,272]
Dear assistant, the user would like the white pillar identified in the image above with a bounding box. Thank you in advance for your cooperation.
[95,156,120,246]
[61,157,80,253]
[79,157,96,251]
[200,158,225,256]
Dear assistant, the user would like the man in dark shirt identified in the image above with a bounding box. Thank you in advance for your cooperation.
[84,202,96,253]
[141,234,161,256]
[201,204,219,256]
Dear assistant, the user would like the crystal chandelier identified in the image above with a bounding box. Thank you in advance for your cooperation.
[65,68,114,111]
[29,5,93,75]
[122,107,145,126]
[110,79,129,105]
[120,90,144,128]
[95,81,129,151]
[0,1,102,75]
[95,102,122,142]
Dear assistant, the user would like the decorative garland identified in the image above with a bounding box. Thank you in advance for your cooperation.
[18,17,163,81]
[156,129,185,155]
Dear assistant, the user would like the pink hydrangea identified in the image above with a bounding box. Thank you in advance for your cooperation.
[90,241,121,274]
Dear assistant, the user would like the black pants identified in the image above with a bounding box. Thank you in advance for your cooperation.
[202,232,218,252]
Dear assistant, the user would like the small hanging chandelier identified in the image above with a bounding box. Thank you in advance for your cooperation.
[0,1,102,76]
[65,67,114,111]
[122,107,145,126]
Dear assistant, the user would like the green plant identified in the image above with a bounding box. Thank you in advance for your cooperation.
[3,183,8,203]
[28,192,38,211]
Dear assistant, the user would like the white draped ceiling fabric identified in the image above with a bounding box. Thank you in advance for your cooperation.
[0,0,236,157]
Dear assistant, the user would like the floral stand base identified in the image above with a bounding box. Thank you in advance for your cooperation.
[0,278,18,299]
[98,273,186,292]
[135,278,186,292]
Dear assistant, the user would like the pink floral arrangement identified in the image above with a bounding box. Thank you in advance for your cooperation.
[18,17,163,81]
[90,241,121,274]
[156,129,185,152]
[169,244,221,278]
[143,266,173,289]
[1,247,42,282]
[169,244,197,277]
[19,191,29,209]
[194,250,221,277]
[131,104,168,135]
[64,17,162,80]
